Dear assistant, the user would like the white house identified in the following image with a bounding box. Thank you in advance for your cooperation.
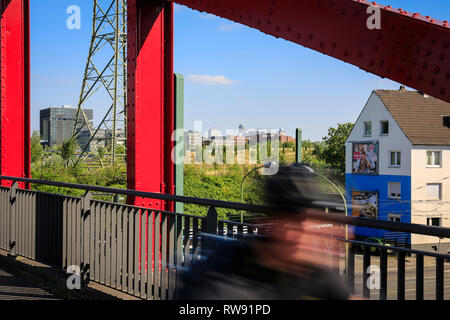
[345,86,450,250]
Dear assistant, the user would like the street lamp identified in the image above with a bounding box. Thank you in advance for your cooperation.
[299,164,349,282]
[240,161,277,223]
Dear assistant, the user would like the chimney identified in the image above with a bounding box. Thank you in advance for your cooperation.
[399,85,406,91]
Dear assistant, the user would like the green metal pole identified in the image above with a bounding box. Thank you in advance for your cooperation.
[174,74,184,213]
[296,128,302,163]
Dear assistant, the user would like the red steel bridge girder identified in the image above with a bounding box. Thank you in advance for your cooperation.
[127,0,174,209]
[170,0,450,103]
[0,0,30,188]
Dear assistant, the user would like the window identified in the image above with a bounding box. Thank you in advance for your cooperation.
[363,121,372,136]
[427,217,442,227]
[388,214,401,222]
[389,151,401,167]
[426,183,442,200]
[388,182,401,199]
[426,151,441,167]
[380,121,389,135]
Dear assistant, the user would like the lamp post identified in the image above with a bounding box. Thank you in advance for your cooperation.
[299,164,349,281]
[240,161,277,223]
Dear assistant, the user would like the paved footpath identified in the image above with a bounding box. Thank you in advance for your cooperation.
[0,267,58,300]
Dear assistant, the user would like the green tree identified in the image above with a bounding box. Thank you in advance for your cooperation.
[30,131,44,163]
[282,141,295,149]
[318,122,354,173]
[60,137,78,167]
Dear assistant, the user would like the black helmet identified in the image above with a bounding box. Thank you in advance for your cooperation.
[264,164,324,215]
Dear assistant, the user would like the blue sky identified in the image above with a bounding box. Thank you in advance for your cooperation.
[30,0,449,141]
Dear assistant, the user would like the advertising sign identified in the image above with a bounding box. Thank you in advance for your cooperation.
[352,191,378,219]
[352,143,378,174]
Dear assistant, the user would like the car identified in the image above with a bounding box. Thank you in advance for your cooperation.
[355,237,394,255]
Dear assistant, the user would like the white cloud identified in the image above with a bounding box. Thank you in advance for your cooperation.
[218,23,242,31]
[198,12,217,20]
[187,74,237,85]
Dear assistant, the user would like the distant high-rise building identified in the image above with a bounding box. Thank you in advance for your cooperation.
[208,127,222,139]
[184,130,202,151]
[238,124,246,136]
[40,106,93,151]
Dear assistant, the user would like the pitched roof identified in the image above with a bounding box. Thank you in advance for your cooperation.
[375,88,450,145]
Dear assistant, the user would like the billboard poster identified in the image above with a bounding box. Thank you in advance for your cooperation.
[352,191,378,219]
[352,143,378,174]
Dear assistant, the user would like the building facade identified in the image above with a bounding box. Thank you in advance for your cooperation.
[345,87,450,248]
[40,106,94,151]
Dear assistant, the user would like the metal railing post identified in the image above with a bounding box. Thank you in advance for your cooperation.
[206,207,218,251]
[8,182,18,257]
[81,191,92,284]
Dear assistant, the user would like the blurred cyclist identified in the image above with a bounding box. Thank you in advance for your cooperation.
[177,164,353,300]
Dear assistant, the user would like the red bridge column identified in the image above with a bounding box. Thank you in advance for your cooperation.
[0,0,30,188]
[127,0,174,209]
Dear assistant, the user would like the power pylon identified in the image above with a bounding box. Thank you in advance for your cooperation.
[73,0,127,166]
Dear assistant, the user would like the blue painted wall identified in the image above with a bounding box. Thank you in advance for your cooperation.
[345,173,411,241]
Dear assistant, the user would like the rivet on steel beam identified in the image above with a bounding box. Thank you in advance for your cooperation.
[431,79,436,86]
[406,74,412,80]
[422,62,428,69]
[434,67,440,74]
[418,74,423,81]
[439,53,445,61]
[441,88,446,94]
[426,49,432,56]
[358,52,363,58]
[332,43,337,48]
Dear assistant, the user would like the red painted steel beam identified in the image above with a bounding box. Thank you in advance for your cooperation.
[170,0,450,103]
[0,0,30,188]
[127,0,174,209]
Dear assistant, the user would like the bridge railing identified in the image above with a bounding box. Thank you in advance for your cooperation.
[0,175,449,300]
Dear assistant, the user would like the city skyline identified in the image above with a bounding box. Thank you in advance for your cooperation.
[30,0,450,141]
